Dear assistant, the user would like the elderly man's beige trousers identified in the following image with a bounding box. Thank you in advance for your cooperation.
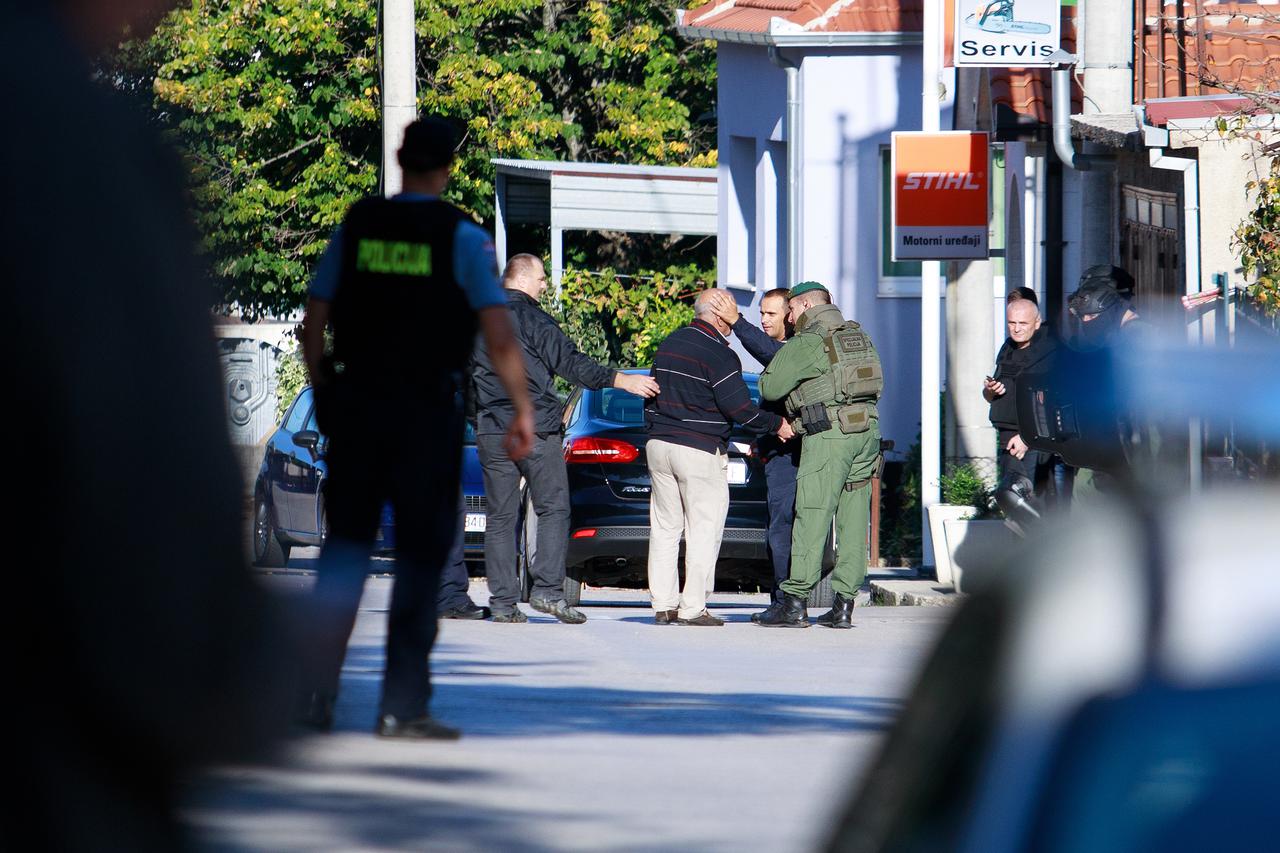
[646,439,730,620]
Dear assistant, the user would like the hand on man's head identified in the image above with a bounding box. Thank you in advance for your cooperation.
[708,290,740,326]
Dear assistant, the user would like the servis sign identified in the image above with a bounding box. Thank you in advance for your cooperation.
[954,0,1061,67]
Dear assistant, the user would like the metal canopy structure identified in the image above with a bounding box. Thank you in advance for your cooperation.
[492,158,718,288]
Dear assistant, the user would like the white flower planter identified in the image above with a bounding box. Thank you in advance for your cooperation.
[927,503,973,587]
[942,518,1018,593]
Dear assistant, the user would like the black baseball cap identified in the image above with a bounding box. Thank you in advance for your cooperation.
[398,117,460,172]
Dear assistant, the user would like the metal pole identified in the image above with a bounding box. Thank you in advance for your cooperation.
[920,0,942,569]
[382,0,416,197]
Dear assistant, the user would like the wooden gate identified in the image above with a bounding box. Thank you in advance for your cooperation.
[1120,185,1182,323]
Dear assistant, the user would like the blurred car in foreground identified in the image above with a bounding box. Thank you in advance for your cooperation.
[517,370,834,606]
[825,487,1279,853]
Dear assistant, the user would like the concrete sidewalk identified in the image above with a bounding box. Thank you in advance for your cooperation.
[186,579,952,852]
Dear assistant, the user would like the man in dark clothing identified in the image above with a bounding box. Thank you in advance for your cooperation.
[984,297,1058,488]
[706,287,801,606]
[9,3,290,848]
[300,118,534,740]
[471,254,659,624]
[644,291,794,626]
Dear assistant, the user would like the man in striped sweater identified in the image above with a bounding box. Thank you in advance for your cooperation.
[643,291,796,626]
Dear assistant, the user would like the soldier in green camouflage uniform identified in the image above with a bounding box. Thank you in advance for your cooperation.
[755,282,882,629]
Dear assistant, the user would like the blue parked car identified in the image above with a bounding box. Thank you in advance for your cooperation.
[252,387,486,567]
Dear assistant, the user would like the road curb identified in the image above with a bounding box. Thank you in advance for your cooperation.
[870,580,963,607]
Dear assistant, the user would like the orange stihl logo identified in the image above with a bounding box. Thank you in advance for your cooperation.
[901,172,984,190]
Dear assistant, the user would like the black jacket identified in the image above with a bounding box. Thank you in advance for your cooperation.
[989,325,1057,432]
[472,289,615,435]
[731,317,797,462]
[645,319,783,454]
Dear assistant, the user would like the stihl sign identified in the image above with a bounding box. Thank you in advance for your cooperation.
[902,172,983,191]
[953,0,1060,68]
[892,132,989,261]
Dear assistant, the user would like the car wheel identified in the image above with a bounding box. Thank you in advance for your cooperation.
[807,569,835,609]
[253,493,290,568]
[516,491,535,603]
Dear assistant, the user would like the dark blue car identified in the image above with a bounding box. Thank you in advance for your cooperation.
[252,387,486,567]
[527,370,795,605]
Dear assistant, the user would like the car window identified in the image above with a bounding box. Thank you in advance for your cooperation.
[593,388,646,424]
[743,374,761,405]
[283,388,313,433]
[303,405,319,434]
[464,419,476,445]
[564,391,584,429]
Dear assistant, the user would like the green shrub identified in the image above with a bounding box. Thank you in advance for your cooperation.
[939,463,994,516]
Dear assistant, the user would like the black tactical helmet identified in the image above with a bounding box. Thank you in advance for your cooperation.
[1068,265,1133,317]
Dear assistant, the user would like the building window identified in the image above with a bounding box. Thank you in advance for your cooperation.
[879,146,922,296]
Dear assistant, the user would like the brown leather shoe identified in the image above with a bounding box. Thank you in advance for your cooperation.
[677,610,725,626]
[654,609,679,625]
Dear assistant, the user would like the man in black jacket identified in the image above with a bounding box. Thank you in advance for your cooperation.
[706,288,801,608]
[472,254,659,624]
[644,291,794,626]
[984,296,1057,489]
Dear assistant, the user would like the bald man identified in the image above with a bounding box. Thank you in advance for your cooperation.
[984,297,1058,485]
[471,254,659,624]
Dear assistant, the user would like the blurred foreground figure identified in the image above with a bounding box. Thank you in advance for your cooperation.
[827,329,1280,851]
[299,118,533,738]
[4,2,290,849]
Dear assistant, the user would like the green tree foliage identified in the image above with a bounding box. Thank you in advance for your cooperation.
[109,0,716,319]
[544,263,712,370]
[1234,156,1280,318]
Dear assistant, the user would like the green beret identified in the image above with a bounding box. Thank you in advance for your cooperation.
[789,281,828,298]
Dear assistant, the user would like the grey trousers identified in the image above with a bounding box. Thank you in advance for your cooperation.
[477,432,571,611]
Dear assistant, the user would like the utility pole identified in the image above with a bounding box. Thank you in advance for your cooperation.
[920,0,943,568]
[382,0,417,196]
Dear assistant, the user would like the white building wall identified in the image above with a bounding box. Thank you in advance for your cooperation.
[715,41,958,451]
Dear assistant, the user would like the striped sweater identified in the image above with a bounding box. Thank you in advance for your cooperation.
[644,319,783,453]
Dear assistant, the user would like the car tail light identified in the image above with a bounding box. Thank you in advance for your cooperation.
[571,528,597,539]
[564,436,639,464]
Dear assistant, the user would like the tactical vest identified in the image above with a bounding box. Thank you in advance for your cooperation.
[331,196,477,392]
[786,318,883,433]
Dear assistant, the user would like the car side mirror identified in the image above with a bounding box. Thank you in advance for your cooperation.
[294,430,321,455]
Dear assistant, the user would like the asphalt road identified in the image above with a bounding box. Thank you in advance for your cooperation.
[186,575,952,853]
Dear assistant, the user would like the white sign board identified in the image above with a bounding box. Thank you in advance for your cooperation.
[954,0,1061,67]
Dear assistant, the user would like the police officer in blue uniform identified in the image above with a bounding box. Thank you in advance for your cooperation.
[299,118,533,739]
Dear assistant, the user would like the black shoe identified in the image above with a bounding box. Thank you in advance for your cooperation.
[440,601,490,620]
[677,610,725,626]
[756,593,810,628]
[816,594,855,629]
[654,609,680,625]
[490,607,528,623]
[293,691,335,732]
[751,599,786,624]
[530,597,587,624]
[375,714,461,741]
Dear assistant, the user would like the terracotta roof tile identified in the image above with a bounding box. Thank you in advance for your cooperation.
[684,0,921,34]
[989,6,1078,125]
[1135,1,1280,101]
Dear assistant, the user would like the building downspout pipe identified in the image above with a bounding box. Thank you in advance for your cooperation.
[769,45,802,286]
[1049,54,1112,172]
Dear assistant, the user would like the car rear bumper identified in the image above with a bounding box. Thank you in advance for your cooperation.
[567,525,767,563]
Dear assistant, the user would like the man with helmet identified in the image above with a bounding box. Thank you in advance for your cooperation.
[754,282,883,629]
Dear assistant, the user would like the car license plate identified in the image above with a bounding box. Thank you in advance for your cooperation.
[727,459,748,485]
[464,513,486,533]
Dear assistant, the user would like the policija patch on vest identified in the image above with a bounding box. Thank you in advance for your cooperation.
[834,328,868,354]
[355,239,433,276]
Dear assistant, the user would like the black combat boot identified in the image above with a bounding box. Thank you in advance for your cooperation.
[816,594,855,629]
[756,593,809,628]
[750,598,786,624]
